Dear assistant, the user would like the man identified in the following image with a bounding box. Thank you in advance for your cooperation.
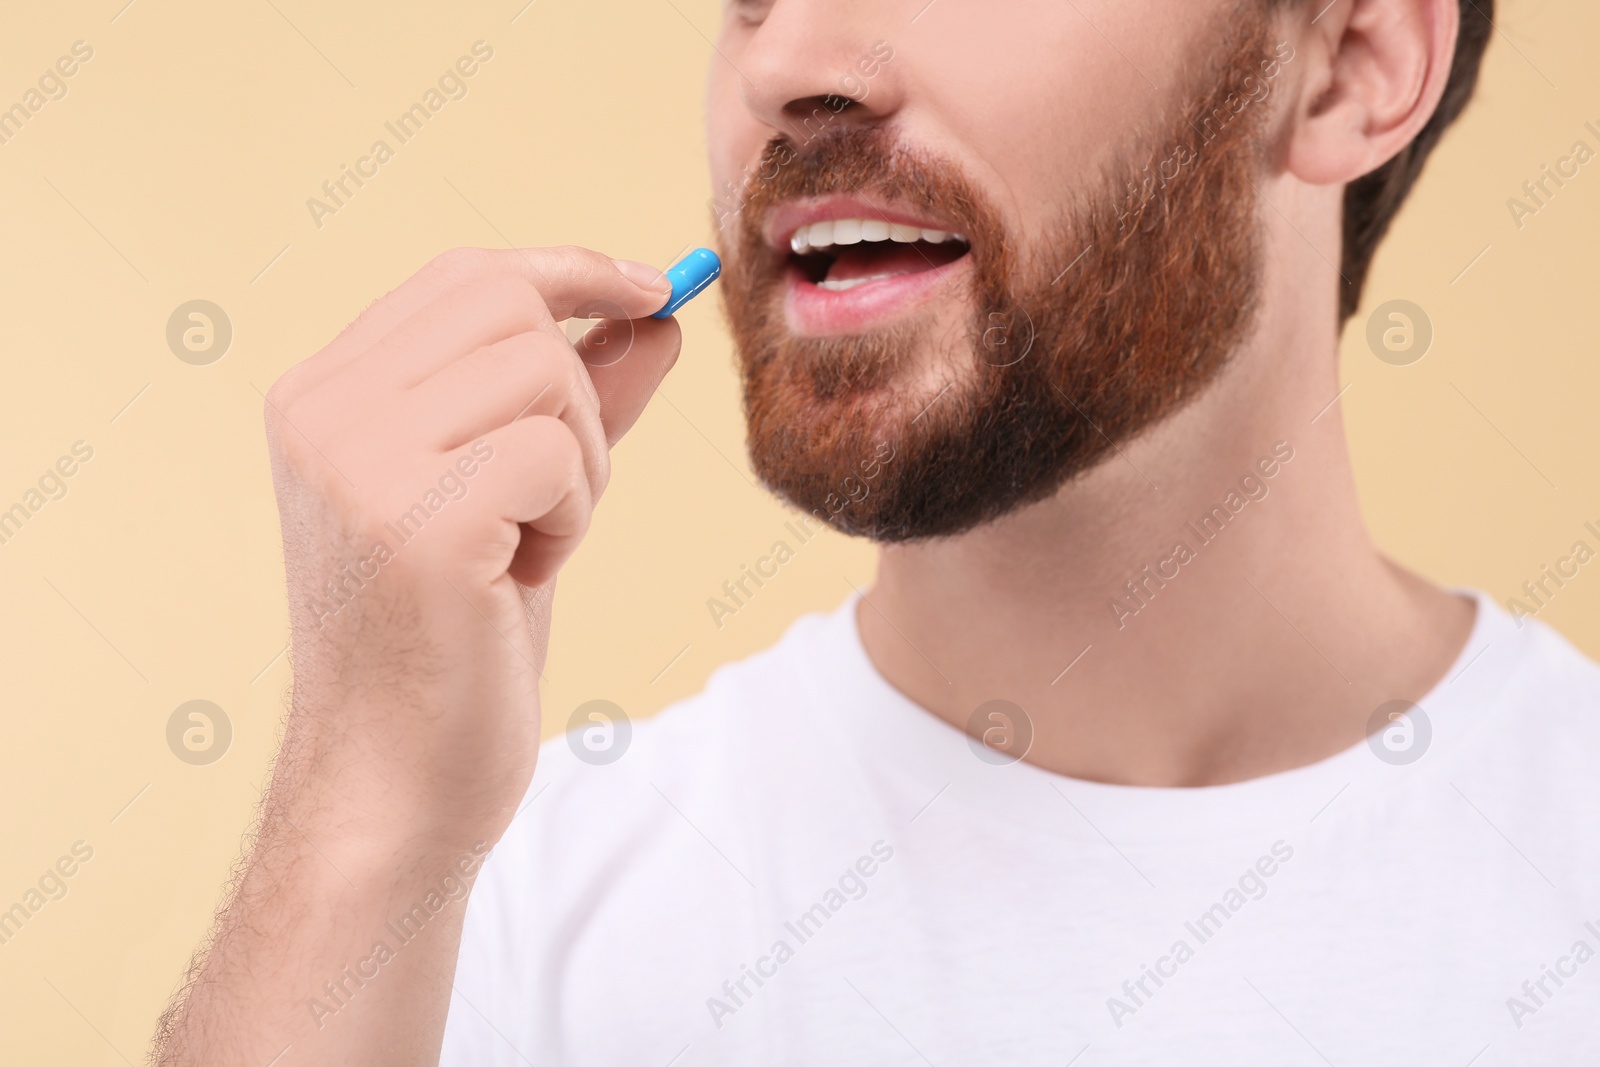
[153,0,1600,1063]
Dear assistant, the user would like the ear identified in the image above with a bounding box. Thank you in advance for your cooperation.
[1284,0,1460,185]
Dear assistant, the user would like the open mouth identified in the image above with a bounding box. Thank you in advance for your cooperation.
[785,217,971,291]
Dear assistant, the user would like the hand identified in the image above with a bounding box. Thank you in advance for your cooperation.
[262,245,677,848]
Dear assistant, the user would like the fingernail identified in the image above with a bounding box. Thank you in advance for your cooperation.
[611,258,671,294]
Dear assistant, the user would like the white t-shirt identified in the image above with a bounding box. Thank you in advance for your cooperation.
[441,590,1600,1065]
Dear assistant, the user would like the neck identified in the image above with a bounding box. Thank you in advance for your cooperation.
[859,299,1474,788]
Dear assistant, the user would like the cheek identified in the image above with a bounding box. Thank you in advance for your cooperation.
[896,30,1131,218]
[705,66,764,203]
[895,0,1221,227]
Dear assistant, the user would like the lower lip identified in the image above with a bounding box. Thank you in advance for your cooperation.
[784,254,972,336]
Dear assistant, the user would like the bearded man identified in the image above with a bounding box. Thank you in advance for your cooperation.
[152,0,1600,1064]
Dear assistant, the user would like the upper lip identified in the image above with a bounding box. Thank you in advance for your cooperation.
[766,196,970,253]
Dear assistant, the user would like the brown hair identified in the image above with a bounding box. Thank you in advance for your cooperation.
[1335,0,1494,320]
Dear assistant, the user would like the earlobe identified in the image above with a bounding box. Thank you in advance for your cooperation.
[1284,0,1459,186]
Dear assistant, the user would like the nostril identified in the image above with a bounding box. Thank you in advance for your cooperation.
[781,93,853,119]
[781,93,859,142]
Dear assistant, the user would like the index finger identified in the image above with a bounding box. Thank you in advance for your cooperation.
[284,246,672,397]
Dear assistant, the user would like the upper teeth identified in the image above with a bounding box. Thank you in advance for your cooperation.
[790,219,967,255]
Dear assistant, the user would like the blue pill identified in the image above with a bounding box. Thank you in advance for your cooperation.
[650,247,722,319]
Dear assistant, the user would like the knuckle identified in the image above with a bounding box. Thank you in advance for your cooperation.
[482,271,539,311]
[262,382,290,419]
[563,466,594,529]
[540,417,585,470]
[560,346,598,404]
[528,422,590,502]
[570,502,594,541]
[547,243,605,277]
[263,367,305,422]
[497,330,560,379]
[430,246,496,282]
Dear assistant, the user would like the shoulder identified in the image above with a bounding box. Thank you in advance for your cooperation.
[1425,599,1600,865]
[1496,593,1600,706]
[469,600,850,919]
[444,602,853,1058]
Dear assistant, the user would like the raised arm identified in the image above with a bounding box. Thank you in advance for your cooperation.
[151,247,677,1066]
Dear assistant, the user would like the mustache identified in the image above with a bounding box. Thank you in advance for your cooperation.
[727,125,998,261]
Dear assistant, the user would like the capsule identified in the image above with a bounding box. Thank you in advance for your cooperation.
[650,247,722,319]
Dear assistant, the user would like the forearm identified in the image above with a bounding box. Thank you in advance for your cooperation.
[152,750,489,1066]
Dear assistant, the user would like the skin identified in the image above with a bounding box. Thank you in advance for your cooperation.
[152,0,1472,1061]
[716,0,1472,783]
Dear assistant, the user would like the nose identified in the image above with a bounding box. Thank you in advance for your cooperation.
[735,1,904,141]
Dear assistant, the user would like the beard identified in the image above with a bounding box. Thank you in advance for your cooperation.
[718,14,1279,543]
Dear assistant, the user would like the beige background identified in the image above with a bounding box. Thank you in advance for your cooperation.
[0,0,1592,1060]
